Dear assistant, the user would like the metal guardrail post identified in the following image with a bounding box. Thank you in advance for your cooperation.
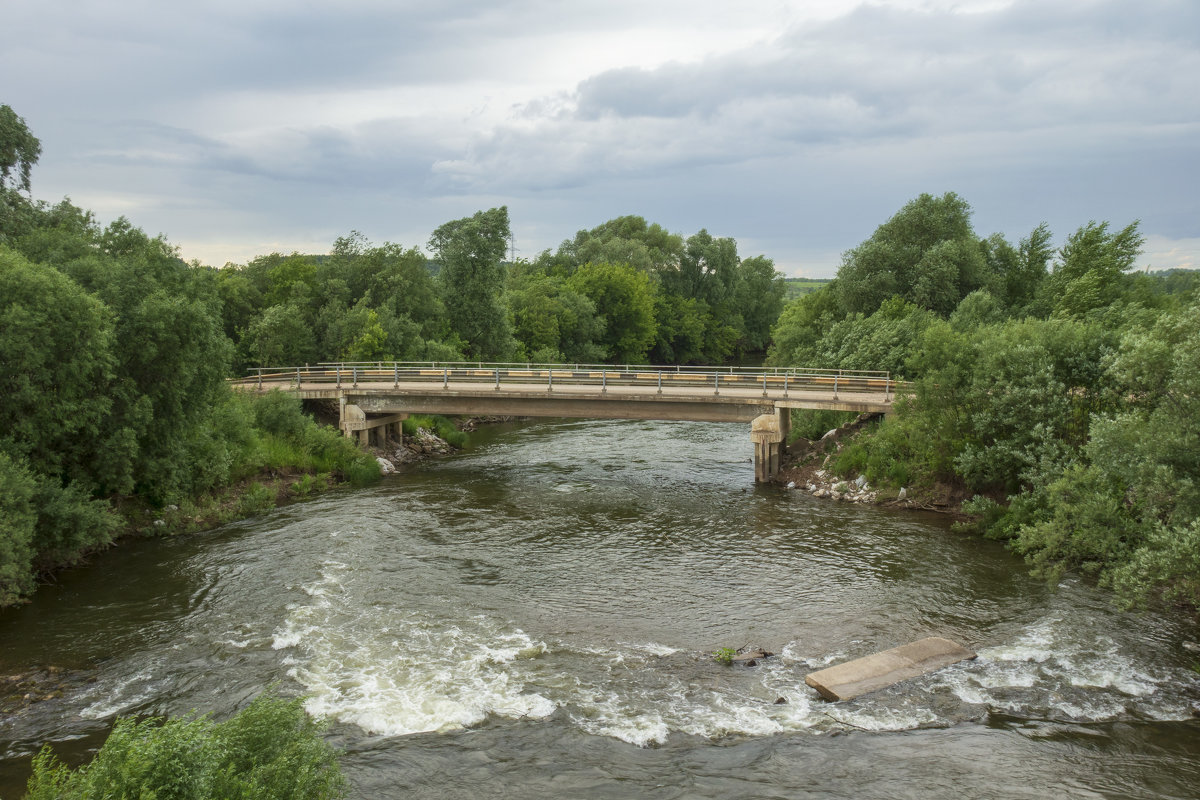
[443,368,448,389]
[352,366,358,388]
[714,373,719,395]
[336,366,341,388]
[601,370,607,394]
[296,367,301,387]
[657,371,662,394]
[548,368,553,392]
[257,368,262,389]
[833,373,838,399]
[762,373,768,397]
[784,373,789,397]
[394,363,399,388]
[495,368,500,390]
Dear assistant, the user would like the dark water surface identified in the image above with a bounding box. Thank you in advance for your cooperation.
[2,419,1199,798]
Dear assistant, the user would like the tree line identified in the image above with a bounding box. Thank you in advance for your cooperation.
[222,209,786,371]
[768,192,1200,611]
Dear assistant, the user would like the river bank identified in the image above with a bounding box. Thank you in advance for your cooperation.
[774,412,972,518]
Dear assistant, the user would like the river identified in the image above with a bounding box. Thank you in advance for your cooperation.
[2,419,1198,798]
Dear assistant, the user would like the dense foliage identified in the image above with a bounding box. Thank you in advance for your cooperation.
[218,211,786,370]
[768,192,1200,610]
[23,693,345,800]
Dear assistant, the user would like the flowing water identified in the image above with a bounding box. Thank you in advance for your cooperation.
[1,419,1198,798]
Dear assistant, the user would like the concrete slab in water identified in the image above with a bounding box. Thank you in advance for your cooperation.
[804,637,976,701]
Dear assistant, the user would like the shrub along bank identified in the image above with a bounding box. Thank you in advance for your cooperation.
[22,692,345,800]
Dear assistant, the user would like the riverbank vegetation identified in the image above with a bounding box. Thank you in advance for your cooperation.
[22,693,345,799]
[768,192,1200,611]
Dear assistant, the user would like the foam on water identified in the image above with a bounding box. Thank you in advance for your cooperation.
[932,613,1199,723]
[272,560,1199,746]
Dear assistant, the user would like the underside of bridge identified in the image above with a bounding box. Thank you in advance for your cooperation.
[310,387,793,482]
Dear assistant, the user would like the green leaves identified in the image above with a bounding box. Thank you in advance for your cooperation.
[567,261,657,363]
[431,206,514,360]
[24,693,346,800]
[836,192,988,316]
[0,104,41,193]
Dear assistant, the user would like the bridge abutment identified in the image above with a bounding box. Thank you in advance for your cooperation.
[340,400,407,449]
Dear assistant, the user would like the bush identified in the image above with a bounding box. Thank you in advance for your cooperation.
[1110,520,1200,609]
[238,484,277,517]
[402,414,435,436]
[251,390,310,439]
[402,414,468,449]
[24,693,345,800]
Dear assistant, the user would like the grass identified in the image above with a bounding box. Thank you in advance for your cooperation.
[783,277,833,301]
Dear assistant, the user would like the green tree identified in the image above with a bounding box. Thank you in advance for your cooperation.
[651,294,709,364]
[430,207,514,359]
[836,192,992,316]
[342,307,392,362]
[733,255,786,352]
[0,104,41,193]
[551,215,683,275]
[812,297,936,375]
[1045,221,1143,318]
[766,283,845,366]
[0,246,117,484]
[247,303,318,366]
[567,261,657,363]
[0,245,122,577]
[981,223,1053,312]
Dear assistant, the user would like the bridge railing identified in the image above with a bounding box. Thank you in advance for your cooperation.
[231,361,905,399]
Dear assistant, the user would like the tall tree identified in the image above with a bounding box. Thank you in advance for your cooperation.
[430,207,514,359]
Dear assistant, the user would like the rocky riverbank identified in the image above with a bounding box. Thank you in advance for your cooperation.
[774,412,969,516]
[370,416,507,474]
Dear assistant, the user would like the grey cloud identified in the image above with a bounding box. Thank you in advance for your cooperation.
[429,0,1197,197]
[5,0,1197,275]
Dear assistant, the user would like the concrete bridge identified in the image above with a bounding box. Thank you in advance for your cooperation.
[231,362,905,481]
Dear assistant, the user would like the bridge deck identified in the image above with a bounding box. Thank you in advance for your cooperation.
[236,378,896,420]
[232,362,903,420]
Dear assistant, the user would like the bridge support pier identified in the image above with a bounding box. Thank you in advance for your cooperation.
[340,402,407,449]
[751,412,785,483]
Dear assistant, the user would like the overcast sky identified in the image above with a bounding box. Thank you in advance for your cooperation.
[4,0,1197,276]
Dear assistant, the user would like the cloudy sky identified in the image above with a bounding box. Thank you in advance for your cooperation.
[4,0,1197,276]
